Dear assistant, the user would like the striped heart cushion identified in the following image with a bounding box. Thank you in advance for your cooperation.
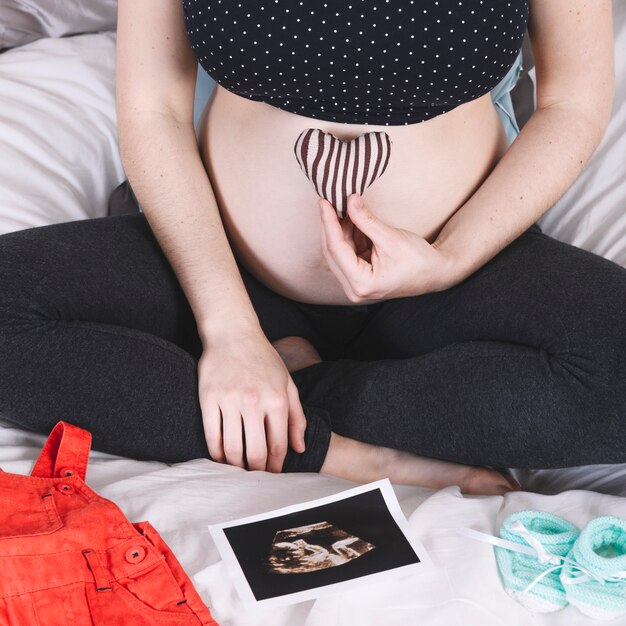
[294,128,392,218]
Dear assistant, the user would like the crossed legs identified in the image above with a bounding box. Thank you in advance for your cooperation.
[283,225,626,472]
[0,214,624,494]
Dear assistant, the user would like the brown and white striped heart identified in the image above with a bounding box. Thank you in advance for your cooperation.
[294,128,392,218]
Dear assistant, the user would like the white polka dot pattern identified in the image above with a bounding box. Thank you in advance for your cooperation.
[294,128,392,218]
[182,0,529,125]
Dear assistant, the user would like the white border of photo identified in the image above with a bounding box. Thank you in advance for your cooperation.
[208,479,434,609]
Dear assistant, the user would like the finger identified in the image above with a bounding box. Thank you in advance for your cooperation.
[339,211,358,252]
[287,379,307,453]
[319,217,347,279]
[321,199,373,286]
[323,203,359,256]
[221,404,245,468]
[353,224,370,256]
[318,197,343,222]
[346,193,392,248]
[320,198,356,254]
[264,405,289,473]
[320,215,361,299]
[201,398,225,463]
[241,411,268,471]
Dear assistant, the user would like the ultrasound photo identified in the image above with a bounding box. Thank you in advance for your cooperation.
[209,480,430,607]
[267,521,376,574]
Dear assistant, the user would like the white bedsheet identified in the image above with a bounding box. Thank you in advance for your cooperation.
[0,3,625,625]
[0,32,122,234]
[0,419,624,626]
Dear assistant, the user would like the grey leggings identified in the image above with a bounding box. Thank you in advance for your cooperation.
[0,211,625,472]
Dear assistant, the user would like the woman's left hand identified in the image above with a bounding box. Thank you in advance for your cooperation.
[319,193,458,303]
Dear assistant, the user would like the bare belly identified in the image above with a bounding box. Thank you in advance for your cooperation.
[197,85,509,304]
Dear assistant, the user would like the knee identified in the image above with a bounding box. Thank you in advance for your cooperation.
[554,346,626,412]
[533,378,624,465]
[578,314,626,390]
[551,260,626,387]
[0,229,49,326]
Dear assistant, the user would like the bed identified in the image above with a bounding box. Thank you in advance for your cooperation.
[0,2,624,625]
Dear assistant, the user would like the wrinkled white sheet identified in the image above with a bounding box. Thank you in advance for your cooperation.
[0,420,624,626]
[0,2,625,625]
[0,0,117,50]
[0,32,122,234]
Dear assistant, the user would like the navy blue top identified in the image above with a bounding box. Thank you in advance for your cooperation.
[182,0,529,126]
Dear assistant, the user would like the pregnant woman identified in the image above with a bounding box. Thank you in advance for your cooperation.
[0,1,624,495]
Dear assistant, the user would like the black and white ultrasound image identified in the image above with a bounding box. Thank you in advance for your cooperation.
[268,521,375,574]
[223,487,419,601]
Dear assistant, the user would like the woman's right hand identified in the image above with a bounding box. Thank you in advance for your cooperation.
[197,324,307,473]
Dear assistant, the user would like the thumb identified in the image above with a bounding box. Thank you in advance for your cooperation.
[287,380,307,453]
[346,194,390,244]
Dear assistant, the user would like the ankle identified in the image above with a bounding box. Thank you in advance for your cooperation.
[321,433,392,483]
[271,335,322,372]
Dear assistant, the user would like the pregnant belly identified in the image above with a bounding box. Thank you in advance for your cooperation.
[197,85,509,305]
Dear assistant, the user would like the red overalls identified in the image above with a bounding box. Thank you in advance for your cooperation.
[0,420,219,625]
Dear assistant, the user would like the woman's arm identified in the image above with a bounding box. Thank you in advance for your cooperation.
[116,0,257,336]
[431,0,615,281]
[318,0,614,303]
[116,0,306,471]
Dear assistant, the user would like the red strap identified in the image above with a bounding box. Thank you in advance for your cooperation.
[31,421,92,480]
[82,550,112,592]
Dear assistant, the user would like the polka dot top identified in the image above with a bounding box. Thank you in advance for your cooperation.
[182,0,529,126]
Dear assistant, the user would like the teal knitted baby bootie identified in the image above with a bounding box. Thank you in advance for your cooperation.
[494,510,579,613]
[561,515,626,621]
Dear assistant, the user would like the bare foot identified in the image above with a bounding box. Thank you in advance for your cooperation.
[271,336,322,372]
[321,433,520,496]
